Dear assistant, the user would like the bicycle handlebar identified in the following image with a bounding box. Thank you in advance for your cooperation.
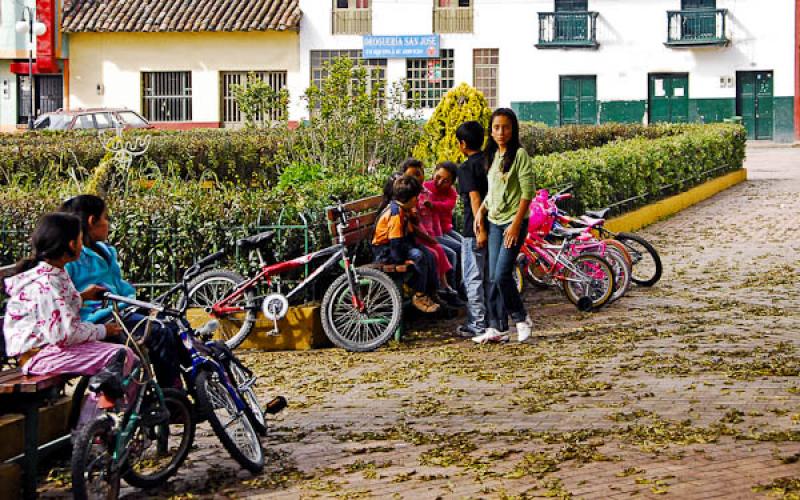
[102,292,182,318]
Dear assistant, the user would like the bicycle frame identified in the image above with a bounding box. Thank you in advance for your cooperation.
[211,244,347,316]
[99,296,168,469]
[521,235,606,285]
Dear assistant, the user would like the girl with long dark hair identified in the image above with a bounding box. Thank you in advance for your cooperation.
[60,195,180,387]
[472,108,535,344]
[3,213,134,379]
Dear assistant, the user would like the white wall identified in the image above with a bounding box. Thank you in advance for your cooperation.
[70,31,299,123]
[292,0,795,120]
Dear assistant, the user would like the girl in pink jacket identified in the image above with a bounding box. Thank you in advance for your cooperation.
[3,213,136,380]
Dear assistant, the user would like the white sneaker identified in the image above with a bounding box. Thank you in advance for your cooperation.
[472,328,509,344]
[516,316,533,342]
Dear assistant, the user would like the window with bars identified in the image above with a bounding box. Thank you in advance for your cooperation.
[406,49,454,109]
[473,49,499,108]
[310,50,387,96]
[141,72,192,122]
[220,71,287,126]
[332,0,371,34]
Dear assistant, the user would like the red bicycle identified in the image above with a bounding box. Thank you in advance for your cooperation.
[182,199,403,352]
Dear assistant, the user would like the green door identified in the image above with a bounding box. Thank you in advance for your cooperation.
[560,75,597,125]
[648,74,689,124]
[555,0,588,41]
[737,71,774,140]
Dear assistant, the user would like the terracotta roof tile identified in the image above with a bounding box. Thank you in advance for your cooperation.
[62,0,301,33]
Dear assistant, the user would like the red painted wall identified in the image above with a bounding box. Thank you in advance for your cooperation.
[10,0,60,74]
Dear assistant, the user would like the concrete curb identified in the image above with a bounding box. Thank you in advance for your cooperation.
[604,168,748,233]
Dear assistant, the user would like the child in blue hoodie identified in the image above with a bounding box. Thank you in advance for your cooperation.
[61,195,180,387]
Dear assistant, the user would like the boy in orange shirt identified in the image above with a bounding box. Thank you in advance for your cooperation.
[372,176,440,313]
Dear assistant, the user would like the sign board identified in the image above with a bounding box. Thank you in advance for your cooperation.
[363,35,440,59]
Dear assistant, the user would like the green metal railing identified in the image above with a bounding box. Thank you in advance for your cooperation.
[537,12,599,48]
[666,9,728,46]
[0,208,321,302]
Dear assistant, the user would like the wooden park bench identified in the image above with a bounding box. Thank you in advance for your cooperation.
[0,264,73,500]
[325,195,460,342]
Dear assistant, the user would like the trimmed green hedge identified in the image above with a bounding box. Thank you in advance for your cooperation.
[0,123,746,293]
[0,129,284,186]
[532,123,746,215]
[0,123,694,186]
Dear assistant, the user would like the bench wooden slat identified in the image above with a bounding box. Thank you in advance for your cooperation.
[0,369,64,395]
[325,195,383,221]
[327,212,379,240]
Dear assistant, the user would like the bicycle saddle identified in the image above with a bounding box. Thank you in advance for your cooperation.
[88,349,130,399]
[550,227,586,240]
[585,208,610,220]
[237,230,275,250]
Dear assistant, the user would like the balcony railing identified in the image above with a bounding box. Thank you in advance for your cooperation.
[536,12,599,49]
[666,9,728,47]
[332,8,372,35]
[433,5,473,33]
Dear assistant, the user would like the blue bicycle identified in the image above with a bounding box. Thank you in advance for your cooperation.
[103,291,268,474]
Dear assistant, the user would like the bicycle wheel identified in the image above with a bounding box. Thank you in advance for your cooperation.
[603,246,632,303]
[71,416,120,500]
[321,267,402,352]
[195,369,264,473]
[185,269,257,349]
[122,388,195,489]
[562,254,615,310]
[615,232,662,287]
[68,375,91,430]
[228,362,267,436]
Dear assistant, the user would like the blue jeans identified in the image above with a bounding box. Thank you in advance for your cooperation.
[487,220,528,331]
[437,230,463,285]
[461,237,487,330]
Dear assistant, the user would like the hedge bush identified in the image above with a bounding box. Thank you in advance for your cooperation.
[531,123,746,215]
[0,122,696,187]
[0,128,286,186]
[0,123,746,294]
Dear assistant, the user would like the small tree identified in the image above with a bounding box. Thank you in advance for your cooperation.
[231,72,289,127]
[413,83,492,164]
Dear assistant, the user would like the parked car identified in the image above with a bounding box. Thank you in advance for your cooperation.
[33,108,153,131]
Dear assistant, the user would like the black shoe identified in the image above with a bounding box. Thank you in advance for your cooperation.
[457,324,484,338]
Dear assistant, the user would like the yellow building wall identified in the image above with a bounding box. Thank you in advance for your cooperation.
[68,31,299,123]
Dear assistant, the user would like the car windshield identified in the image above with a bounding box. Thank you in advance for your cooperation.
[117,111,148,127]
[34,114,72,130]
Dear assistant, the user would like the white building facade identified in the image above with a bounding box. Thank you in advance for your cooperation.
[292,0,799,141]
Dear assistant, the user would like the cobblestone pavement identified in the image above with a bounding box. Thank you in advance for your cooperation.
[42,146,800,499]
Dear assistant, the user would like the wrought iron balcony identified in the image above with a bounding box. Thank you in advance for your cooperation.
[536,12,599,49]
[433,5,473,33]
[666,9,729,47]
[332,8,372,35]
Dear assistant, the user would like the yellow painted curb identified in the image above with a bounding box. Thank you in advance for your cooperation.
[186,303,330,352]
[604,169,747,233]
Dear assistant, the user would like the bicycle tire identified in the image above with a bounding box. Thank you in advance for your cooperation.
[615,232,662,287]
[321,267,402,352]
[603,245,632,303]
[562,254,615,310]
[185,269,257,349]
[122,388,196,489]
[71,416,120,500]
[228,362,267,436]
[68,375,91,431]
[195,369,264,473]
